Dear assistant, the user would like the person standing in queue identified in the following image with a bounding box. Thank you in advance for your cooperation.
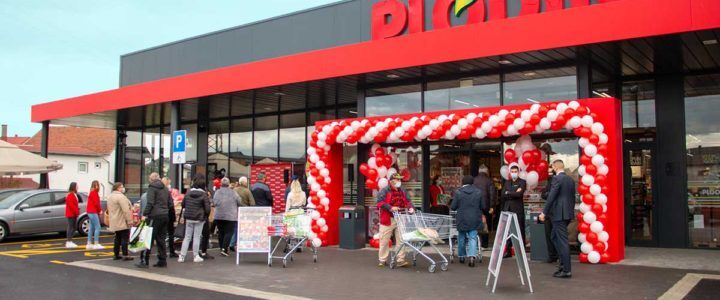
[213,177,241,257]
[473,164,497,249]
[501,165,526,258]
[162,177,179,258]
[107,182,134,261]
[137,172,170,268]
[230,176,255,251]
[64,182,80,249]
[178,174,211,263]
[86,180,104,250]
[540,168,559,264]
[376,173,415,268]
[251,173,273,207]
[450,176,486,267]
[540,160,575,279]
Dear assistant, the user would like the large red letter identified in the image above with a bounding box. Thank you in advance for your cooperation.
[467,0,486,24]
[488,0,506,21]
[544,0,564,12]
[518,0,540,15]
[571,0,589,6]
[408,0,425,34]
[371,0,408,40]
[432,0,455,30]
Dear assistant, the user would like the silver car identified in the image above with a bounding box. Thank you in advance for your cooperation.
[0,189,105,243]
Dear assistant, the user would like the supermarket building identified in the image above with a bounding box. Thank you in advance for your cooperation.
[32,0,720,250]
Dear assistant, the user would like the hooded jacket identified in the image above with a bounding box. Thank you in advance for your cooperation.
[143,180,169,218]
[182,188,211,222]
[450,184,486,232]
[251,182,273,207]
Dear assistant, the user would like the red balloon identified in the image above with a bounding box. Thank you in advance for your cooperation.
[578,184,589,195]
[582,194,594,205]
[497,121,508,130]
[585,164,597,176]
[539,105,549,115]
[522,123,535,134]
[589,134,600,145]
[586,232,599,243]
[505,113,516,121]
[316,204,326,214]
[600,253,610,263]
[531,150,541,162]
[374,148,385,157]
[597,213,608,223]
[580,154,592,166]
[310,168,320,177]
[365,178,375,188]
[522,151,535,165]
[577,213,584,222]
[375,156,385,167]
[529,114,541,125]
[316,175,325,184]
[488,128,502,138]
[359,163,369,176]
[564,108,576,117]
[367,169,378,179]
[318,231,327,240]
[598,144,609,156]
[592,204,603,215]
[504,149,517,164]
[595,175,607,185]
[537,161,549,172]
[579,222,590,233]
[594,242,606,252]
[312,225,320,232]
[574,127,592,138]
[579,253,589,263]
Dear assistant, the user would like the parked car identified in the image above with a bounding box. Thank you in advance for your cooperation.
[0,189,30,202]
[0,189,107,243]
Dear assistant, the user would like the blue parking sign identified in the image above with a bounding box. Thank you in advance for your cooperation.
[172,130,187,164]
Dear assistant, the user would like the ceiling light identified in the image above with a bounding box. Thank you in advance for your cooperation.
[702,39,718,45]
[348,110,358,115]
[274,92,286,96]
[386,74,400,79]
[498,60,512,65]
[592,90,604,97]
[523,72,536,77]
[526,98,539,103]
[264,107,272,111]
[454,100,470,106]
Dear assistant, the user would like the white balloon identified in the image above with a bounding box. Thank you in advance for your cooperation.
[584,144,598,157]
[320,168,330,177]
[598,164,609,175]
[506,126,518,136]
[377,166,388,178]
[539,118,551,130]
[526,171,539,188]
[598,231,609,242]
[312,238,322,248]
[316,218,326,227]
[481,121,492,132]
[320,197,330,206]
[602,204,607,213]
[500,165,509,180]
[581,116,594,128]
[475,128,487,139]
[591,221,604,233]
[318,132,328,141]
[583,211,597,224]
[368,157,377,169]
[311,183,321,191]
[429,119,440,129]
[530,104,541,113]
[438,114,448,122]
[458,118,469,129]
[581,242,593,254]
[513,118,525,130]
[317,190,327,198]
[578,233,587,243]
[592,155,605,167]
[569,116,582,128]
[590,184,602,196]
[309,154,320,163]
[521,110,532,122]
[519,170,528,180]
[595,193,608,205]
[308,231,317,239]
[467,113,477,122]
[588,251,601,264]
[591,122,604,135]
[599,133,609,145]
[311,210,320,220]
[316,161,326,170]
[568,100,580,109]
[582,174,595,186]
[547,110,559,121]
[321,225,329,232]
[307,147,316,156]
[444,131,454,140]
[422,126,432,136]
[450,125,461,135]
[323,145,331,152]
[579,203,590,214]
[401,121,412,131]
[307,176,316,185]
[556,103,568,114]
[368,127,378,137]
[518,157,527,170]
[388,168,398,176]
[325,177,332,184]
[317,140,326,148]
[393,127,405,137]
[489,115,500,126]
[498,109,509,118]
[378,178,389,189]
[578,165,586,176]
[351,121,361,130]
[578,137,589,148]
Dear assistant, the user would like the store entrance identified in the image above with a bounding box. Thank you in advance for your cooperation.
[624,142,659,246]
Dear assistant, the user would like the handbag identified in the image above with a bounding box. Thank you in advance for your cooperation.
[174,208,186,239]
[129,220,154,253]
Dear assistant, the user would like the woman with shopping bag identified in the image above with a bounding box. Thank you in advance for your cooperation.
[178,174,211,263]
[107,182,134,261]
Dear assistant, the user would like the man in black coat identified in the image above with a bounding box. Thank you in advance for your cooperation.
[251,173,274,207]
[540,172,559,264]
[139,172,170,268]
[501,165,526,258]
[473,164,497,249]
[540,160,576,279]
[451,176,486,267]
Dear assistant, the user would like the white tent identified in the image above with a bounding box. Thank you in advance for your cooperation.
[0,140,63,175]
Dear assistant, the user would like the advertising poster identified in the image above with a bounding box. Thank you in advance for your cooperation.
[236,207,272,253]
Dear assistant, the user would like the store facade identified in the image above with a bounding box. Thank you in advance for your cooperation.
[32,0,720,251]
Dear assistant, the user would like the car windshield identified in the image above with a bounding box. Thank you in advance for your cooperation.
[0,191,35,209]
[0,190,22,201]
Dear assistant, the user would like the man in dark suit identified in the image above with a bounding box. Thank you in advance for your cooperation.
[540,171,558,264]
[501,165,526,258]
[540,160,576,278]
[473,164,497,249]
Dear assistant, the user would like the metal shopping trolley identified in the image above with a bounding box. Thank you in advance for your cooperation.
[267,209,318,268]
[389,210,453,273]
[448,211,483,264]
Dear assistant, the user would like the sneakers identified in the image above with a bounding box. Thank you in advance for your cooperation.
[178,255,185,263]
[86,243,93,250]
[66,241,78,249]
[193,255,204,263]
[220,250,229,257]
[396,261,410,268]
[93,243,105,250]
[377,261,386,267]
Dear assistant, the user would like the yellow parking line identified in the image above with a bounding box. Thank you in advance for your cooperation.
[1,235,113,246]
[50,260,66,265]
[0,252,29,259]
[0,243,114,258]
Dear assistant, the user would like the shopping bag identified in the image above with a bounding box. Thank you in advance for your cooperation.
[174,209,186,239]
[129,221,154,253]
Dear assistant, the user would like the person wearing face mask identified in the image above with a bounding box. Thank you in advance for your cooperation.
[376,173,415,268]
[540,167,559,264]
[501,165,527,258]
[107,182,134,261]
[429,175,446,214]
[540,160,575,279]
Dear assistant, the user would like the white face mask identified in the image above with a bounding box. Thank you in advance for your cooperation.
[120,187,126,194]
[510,173,519,180]
[393,181,402,188]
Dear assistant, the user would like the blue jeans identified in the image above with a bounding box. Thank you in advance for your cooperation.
[229,224,238,248]
[457,229,478,258]
[87,213,101,244]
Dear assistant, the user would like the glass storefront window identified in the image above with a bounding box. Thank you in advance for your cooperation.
[123,131,142,199]
[685,73,720,248]
[180,124,198,162]
[142,128,162,190]
[394,145,424,208]
[503,67,577,105]
[230,119,252,181]
[208,121,230,181]
[280,113,307,164]
[622,81,656,128]
[161,127,171,178]
[366,84,421,117]
[425,76,500,112]
[254,115,278,163]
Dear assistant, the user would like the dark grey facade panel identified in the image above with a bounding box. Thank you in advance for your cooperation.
[119,0,602,86]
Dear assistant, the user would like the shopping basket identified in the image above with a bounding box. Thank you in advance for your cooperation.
[267,208,318,268]
[389,210,453,273]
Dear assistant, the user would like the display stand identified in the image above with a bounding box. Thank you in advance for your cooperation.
[235,207,272,265]
[486,211,533,293]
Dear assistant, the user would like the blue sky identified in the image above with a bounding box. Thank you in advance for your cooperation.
[0,0,337,137]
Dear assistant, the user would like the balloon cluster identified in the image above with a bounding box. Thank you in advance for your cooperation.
[368,233,392,248]
[500,135,549,190]
[359,144,398,190]
[308,100,611,262]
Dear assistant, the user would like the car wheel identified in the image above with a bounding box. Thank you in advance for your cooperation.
[78,216,89,236]
[0,222,8,243]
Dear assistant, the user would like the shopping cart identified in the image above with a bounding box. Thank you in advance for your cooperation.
[389,210,453,273]
[448,211,483,263]
[267,209,318,268]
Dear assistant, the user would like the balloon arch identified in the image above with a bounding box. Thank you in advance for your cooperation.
[305,98,624,264]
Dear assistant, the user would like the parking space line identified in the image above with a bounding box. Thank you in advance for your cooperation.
[659,273,720,300]
[50,260,66,265]
[1,235,113,246]
[0,243,114,258]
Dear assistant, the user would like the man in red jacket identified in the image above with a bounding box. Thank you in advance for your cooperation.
[376,173,415,267]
